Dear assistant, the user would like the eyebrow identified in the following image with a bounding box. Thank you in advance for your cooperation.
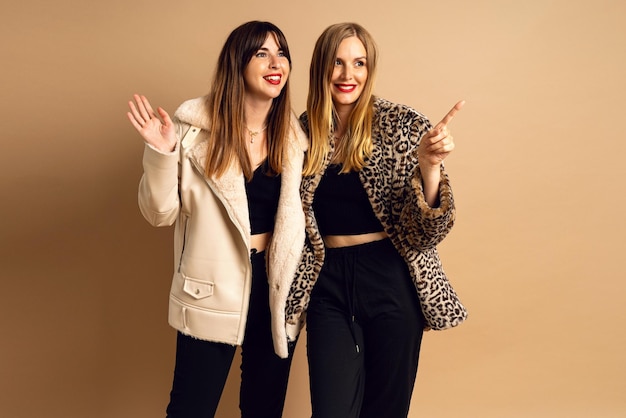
[336,56,367,61]
[257,46,283,53]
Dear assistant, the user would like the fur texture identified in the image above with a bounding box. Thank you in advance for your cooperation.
[286,97,468,331]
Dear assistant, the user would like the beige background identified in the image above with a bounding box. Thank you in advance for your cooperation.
[2,0,625,417]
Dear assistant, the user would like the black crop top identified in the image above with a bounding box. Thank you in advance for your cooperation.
[312,164,384,236]
[245,161,281,235]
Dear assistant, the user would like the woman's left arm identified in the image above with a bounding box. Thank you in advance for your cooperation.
[398,101,464,249]
[417,101,464,206]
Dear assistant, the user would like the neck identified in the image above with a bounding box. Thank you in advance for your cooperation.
[244,97,272,131]
[336,100,354,118]
[333,120,347,140]
[333,104,353,139]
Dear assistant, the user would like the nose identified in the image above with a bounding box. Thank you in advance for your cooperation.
[269,54,280,69]
[339,65,352,80]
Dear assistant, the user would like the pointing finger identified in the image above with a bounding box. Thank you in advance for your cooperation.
[436,100,465,129]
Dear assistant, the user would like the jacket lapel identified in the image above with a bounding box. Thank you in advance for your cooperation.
[187,139,250,240]
[359,122,391,224]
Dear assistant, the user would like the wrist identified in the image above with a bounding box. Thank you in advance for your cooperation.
[418,160,441,175]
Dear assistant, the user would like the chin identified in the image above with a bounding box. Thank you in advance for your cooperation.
[334,97,358,106]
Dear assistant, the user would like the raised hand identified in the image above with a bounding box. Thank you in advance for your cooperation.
[416,100,464,206]
[127,94,177,152]
[417,100,465,169]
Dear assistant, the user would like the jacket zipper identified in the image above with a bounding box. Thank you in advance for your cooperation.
[177,215,189,273]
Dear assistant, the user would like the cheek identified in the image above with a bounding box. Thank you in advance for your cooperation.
[357,70,368,84]
[243,67,255,85]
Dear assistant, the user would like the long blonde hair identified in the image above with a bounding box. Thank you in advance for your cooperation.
[303,22,378,176]
[203,21,293,180]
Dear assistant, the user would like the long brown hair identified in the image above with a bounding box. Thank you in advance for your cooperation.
[204,21,293,180]
[303,22,378,176]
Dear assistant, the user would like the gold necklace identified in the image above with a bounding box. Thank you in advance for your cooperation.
[247,125,267,144]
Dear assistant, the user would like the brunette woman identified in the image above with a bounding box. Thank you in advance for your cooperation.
[127,21,306,418]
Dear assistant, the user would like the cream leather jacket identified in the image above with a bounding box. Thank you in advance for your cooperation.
[138,97,307,358]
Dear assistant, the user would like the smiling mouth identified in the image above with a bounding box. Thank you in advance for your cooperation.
[264,75,282,85]
[335,84,356,92]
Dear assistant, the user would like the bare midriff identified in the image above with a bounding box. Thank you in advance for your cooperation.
[250,232,272,253]
[323,231,388,248]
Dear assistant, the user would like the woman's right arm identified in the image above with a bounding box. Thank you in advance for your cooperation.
[127,94,181,227]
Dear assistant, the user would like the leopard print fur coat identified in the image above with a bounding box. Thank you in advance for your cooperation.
[286,97,468,333]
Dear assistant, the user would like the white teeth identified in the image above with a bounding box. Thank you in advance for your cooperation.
[265,76,280,81]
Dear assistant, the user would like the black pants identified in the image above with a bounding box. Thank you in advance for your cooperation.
[166,251,296,418]
[306,239,425,418]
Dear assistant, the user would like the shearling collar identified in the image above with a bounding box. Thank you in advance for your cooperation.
[174,96,308,152]
[174,96,212,131]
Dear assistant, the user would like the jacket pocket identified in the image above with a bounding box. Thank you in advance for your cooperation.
[182,276,214,300]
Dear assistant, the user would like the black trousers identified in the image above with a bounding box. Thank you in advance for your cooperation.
[165,251,296,418]
[306,238,425,418]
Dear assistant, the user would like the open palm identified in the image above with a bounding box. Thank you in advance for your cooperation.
[127,94,177,152]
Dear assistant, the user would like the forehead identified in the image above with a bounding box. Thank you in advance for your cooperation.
[336,36,366,57]
[259,32,281,49]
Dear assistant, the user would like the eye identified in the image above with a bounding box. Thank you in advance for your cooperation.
[334,59,342,66]
[256,51,267,58]
[278,50,286,57]
[355,60,365,67]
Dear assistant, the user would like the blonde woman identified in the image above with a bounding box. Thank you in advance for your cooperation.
[127,21,306,418]
[286,22,468,417]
